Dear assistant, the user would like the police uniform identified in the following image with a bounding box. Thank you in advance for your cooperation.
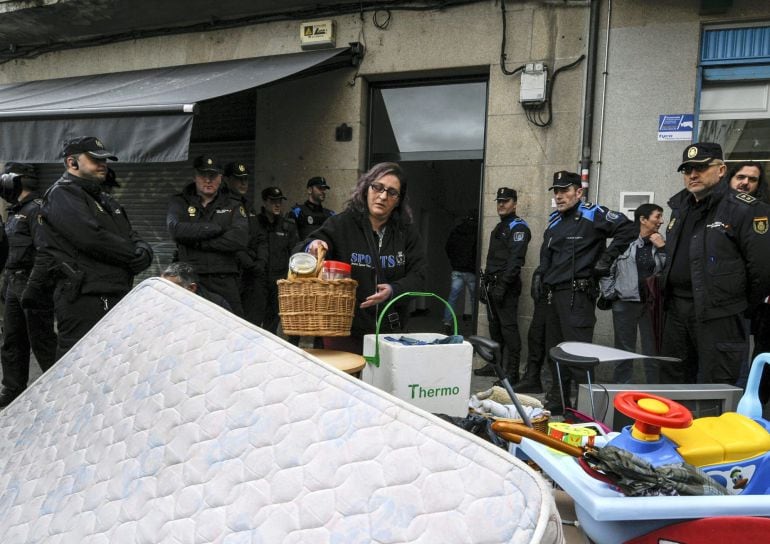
[289,176,335,240]
[661,143,770,384]
[0,164,57,407]
[535,171,636,410]
[254,187,299,334]
[38,137,153,360]
[223,162,268,326]
[483,187,531,382]
[167,156,249,317]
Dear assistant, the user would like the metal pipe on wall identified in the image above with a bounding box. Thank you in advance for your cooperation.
[592,0,613,203]
[579,0,602,201]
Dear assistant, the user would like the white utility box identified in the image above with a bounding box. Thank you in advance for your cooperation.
[362,333,473,417]
[300,20,336,49]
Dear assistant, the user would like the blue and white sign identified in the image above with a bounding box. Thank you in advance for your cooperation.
[658,114,694,141]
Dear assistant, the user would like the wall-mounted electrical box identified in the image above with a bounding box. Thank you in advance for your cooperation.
[520,63,548,107]
[619,191,654,218]
[300,20,336,50]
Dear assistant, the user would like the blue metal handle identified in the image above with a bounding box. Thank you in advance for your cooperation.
[737,353,770,419]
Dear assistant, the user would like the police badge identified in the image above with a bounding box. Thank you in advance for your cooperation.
[753,216,768,235]
[188,206,196,217]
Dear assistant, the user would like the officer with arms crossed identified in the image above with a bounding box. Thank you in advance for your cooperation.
[290,176,335,240]
[661,143,770,385]
[167,155,249,317]
[477,188,530,384]
[534,171,636,413]
[35,137,153,359]
[0,163,57,408]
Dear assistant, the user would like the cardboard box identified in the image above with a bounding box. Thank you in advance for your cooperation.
[362,333,472,417]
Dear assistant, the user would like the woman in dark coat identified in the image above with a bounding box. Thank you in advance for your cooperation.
[302,162,426,354]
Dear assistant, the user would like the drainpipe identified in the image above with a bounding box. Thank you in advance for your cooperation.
[579,0,601,200]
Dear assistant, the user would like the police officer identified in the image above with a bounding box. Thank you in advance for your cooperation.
[224,161,267,325]
[0,163,57,408]
[255,186,299,334]
[289,176,334,240]
[534,171,636,413]
[36,136,153,359]
[167,155,249,316]
[660,143,770,385]
[477,188,530,383]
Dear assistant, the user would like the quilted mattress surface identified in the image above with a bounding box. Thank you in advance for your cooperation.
[0,278,562,543]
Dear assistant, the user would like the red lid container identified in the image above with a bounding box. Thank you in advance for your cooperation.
[322,260,352,279]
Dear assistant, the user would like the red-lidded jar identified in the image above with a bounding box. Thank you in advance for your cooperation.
[322,260,352,280]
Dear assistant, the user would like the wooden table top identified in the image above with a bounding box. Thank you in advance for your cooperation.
[304,348,366,375]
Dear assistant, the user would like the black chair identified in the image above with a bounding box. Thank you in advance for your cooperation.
[467,335,532,428]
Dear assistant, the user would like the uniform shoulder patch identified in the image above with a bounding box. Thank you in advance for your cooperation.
[735,192,757,205]
[580,201,596,209]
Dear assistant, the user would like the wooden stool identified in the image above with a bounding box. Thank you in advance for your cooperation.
[305,348,365,376]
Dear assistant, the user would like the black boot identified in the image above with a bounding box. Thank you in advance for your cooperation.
[516,379,543,394]
[473,364,498,377]
[516,368,542,393]
[0,388,21,409]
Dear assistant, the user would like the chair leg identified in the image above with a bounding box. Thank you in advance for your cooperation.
[585,370,596,421]
[556,363,567,411]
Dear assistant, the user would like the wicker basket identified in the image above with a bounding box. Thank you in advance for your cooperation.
[484,413,550,434]
[500,414,550,434]
[277,277,358,336]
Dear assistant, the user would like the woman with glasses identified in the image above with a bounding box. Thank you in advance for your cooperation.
[302,162,427,354]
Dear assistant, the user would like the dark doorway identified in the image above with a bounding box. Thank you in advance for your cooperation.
[368,78,488,336]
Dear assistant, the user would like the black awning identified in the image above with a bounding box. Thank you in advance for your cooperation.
[0,46,356,163]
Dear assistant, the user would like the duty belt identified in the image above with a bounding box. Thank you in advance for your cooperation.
[545,278,594,306]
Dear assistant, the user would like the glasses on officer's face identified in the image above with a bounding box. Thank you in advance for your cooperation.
[369,181,400,199]
[680,162,721,175]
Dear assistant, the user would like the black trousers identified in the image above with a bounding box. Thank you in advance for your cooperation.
[53,284,125,360]
[522,297,548,382]
[660,295,747,385]
[239,270,263,326]
[752,305,770,404]
[198,273,243,317]
[253,276,280,334]
[1,284,57,394]
[544,288,597,406]
[488,288,521,380]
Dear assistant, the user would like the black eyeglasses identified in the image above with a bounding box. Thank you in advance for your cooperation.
[680,162,721,175]
[370,181,400,199]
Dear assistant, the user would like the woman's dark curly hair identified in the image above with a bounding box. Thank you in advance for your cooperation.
[345,162,413,224]
[726,161,769,203]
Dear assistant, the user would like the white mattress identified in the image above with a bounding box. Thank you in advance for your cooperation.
[0,278,562,543]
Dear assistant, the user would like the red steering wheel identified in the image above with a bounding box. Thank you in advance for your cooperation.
[614,391,693,439]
